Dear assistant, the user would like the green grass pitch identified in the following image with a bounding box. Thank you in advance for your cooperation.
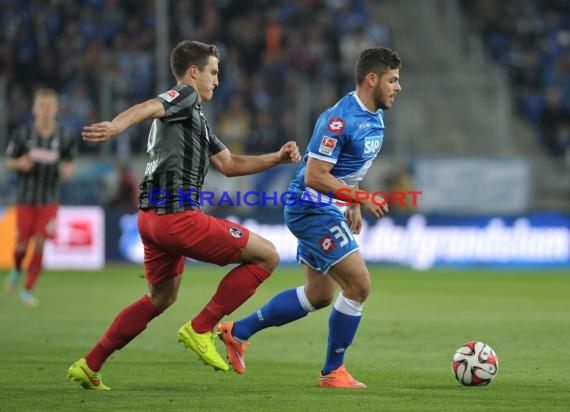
[1,264,569,411]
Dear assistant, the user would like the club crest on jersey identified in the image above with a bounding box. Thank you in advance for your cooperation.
[327,117,346,134]
[158,89,180,102]
[319,235,336,253]
[318,136,337,156]
[229,227,243,238]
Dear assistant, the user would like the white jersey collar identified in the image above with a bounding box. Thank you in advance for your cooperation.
[351,91,381,115]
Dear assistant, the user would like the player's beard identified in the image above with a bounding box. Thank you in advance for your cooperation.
[374,87,392,111]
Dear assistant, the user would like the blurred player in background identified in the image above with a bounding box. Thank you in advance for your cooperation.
[219,48,402,388]
[68,40,301,390]
[4,88,76,306]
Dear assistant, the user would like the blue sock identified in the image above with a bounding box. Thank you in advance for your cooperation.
[322,307,362,374]
[233,288,309,340]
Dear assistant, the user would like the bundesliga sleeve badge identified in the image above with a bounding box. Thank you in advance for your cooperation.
[158,89,180,102]
[318,136,337,156]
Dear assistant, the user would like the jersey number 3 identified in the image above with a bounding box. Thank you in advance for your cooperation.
[330,221,355,247]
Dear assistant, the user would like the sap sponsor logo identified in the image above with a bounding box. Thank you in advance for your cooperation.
[318,136,338,156]
[327,117,346,134]
[363,135,381,156]
[158,89,180,102]
[358,122,373,129]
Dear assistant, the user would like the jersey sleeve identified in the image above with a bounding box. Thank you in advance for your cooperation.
[306,113,348,165]
[155,84,198,122]
[60,128,78,161]
[5,127,28,158]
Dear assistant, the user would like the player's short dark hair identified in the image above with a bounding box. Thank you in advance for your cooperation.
[33,88,58,101]
[170,40,220,79]
[355,48,401,84]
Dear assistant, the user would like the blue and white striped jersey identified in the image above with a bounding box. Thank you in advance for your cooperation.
[288,91,385,198]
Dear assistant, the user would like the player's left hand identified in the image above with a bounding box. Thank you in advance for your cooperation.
[345,204,363,234]
[278,141,301,163]
[82,122,119,143]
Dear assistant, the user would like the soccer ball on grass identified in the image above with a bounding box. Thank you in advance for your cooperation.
[451,341,498,386]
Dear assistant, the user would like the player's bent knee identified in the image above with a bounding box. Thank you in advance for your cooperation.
[312,296,333,309]
[357,287,370,303]
[343,284,370,303]
[255,242,280,273]
[151,293,177,311]
[260,247,280,273]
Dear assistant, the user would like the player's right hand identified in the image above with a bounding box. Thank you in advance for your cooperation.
[361,194,389,218]
[82,122,118,142]
[18,154,33,173]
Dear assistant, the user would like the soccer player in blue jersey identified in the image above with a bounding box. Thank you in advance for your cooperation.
[219,47,402,388]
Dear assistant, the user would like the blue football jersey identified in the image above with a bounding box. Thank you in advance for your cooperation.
[288,91,384,199]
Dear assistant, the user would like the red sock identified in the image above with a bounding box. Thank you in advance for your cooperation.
[14,250,26,272]
[23,252,43,290]
[85,295,161,371]
[192,264,271,333]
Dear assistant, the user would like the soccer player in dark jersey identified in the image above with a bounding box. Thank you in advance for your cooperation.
[4,88,76,306]
[68,40,301,390]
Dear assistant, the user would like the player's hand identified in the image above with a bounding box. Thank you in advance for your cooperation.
[345,204,363,234]
[18,154,33,173]
[82,122,119,142]
[360,194,389,218]
[278,141,301,163]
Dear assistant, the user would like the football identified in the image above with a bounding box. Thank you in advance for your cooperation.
[451,341,499,386]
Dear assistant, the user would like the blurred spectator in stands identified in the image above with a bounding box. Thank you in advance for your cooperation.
[2,0,390,162]
[110,163,139,212]
[59,84,97,135]
[539,87,570,157]
[339,24,376,90]
[385,167,416,214]
[217,94,252,154]
[462,0,570,157]
[247,109,297,196]
[6,86,32,137]
[246,109,289,155]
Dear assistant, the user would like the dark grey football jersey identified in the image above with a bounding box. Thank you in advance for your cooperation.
[6,125,76,205]
[138,84,227,214]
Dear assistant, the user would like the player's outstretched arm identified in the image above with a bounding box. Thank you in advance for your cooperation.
[82,99,165,143]
[210,141,301,177]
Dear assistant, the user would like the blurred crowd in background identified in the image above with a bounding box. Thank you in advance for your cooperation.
[462,0,570,158]
[1,0,568,211]
[1,0,390,157]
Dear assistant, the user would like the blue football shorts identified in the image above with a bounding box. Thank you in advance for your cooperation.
[284,200,360,274]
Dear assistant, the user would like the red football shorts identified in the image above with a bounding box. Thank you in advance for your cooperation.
[137,209,250,285]
[16,204,59,242]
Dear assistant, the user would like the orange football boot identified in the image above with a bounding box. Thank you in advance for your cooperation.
[318,365,367,388]
[218,321,249,374]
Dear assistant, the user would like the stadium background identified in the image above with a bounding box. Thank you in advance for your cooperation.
[1,0,568,269]
[1,1,569,411]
